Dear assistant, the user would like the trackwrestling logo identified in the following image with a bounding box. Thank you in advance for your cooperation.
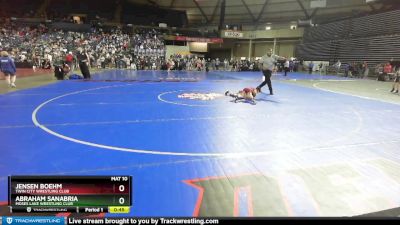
[2,217,65,225]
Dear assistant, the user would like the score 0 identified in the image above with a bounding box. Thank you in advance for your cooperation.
[118,184,126,192]
[111,176,130,193]
[118,195,126,205]
[110,176,130,206]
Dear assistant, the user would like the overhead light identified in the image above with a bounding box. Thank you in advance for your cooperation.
[265,26,271,30]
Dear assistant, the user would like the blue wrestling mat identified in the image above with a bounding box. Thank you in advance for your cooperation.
[0,70,399,217]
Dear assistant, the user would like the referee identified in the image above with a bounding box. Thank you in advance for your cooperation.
[257,49,285,95]
[77,48,91,79]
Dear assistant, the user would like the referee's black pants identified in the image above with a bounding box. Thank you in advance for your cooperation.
[257,69,273,95]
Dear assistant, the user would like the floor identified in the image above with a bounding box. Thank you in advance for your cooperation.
[0,70,399,217]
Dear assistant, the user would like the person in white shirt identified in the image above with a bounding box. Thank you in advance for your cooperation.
[390,69,400,94]
[333,60,341,74]
[284,59,290,76]
[125,57,131,69]
[224,59,229,71]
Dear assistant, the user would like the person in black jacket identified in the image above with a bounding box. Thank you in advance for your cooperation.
[77,48,91,79]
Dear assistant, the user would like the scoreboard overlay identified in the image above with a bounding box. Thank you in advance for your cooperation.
[8,176,132,214]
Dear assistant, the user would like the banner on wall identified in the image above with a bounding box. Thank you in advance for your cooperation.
[223,30,244,38]
[188,42,208,53]
[174,36,223,43]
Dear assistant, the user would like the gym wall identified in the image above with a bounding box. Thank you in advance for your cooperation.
[209,28,303,59]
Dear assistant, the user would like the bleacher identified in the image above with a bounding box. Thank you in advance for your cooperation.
[297,9,400,75]
[303,10,400,43]
[303,21,347,43]
[297,34,400,68]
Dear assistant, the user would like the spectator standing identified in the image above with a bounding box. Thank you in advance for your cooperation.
[65,51,74,74]
[77,48,91,79]
[362,61,369,78]
[224,59,229,71]
[0,51,17,88]
[318,62,323,75]
[308,61,314,74]
[390,68,400,93]
[376,63,385,81]
[284,59,289,76]
[383,62,392,81]
[215,58,220,70]
[344,63,350,77]
[334,60,341,74]
[289,60,294,72]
